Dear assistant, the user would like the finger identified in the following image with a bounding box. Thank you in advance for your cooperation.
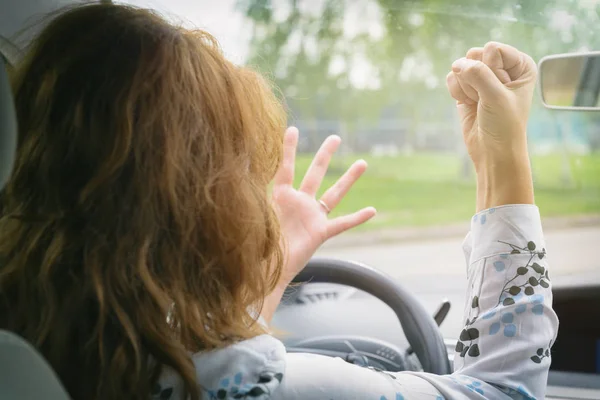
[446,71,477,105]
[466,47,483,61]
[452,57,506,102]
[456,74,480,103]
[482,42,515,84]
[326,207,377,238]
[299,135,342,196]
[320,159,368,210]
[461,48,486,101]
[482,42,537,84]
[273,127,299,186]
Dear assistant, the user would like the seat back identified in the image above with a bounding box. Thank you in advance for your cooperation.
[0,37,70,400]
[0,330,70,400]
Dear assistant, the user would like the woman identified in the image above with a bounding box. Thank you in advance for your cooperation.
[0,3,557,400]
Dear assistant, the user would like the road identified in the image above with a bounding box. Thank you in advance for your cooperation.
[310,225,600,337]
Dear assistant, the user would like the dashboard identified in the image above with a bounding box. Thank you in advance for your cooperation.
[551,286,600,375]
[274,281,600,400]
[547,284,600,400]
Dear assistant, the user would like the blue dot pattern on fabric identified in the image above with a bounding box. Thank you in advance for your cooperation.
[234,373,243,385]
[473,214,478,222]
[497,384,536,400]
[481,214,487,225]
[504,324,517,337]
[494,261,505,272]
[517,385,535,399]
[466,379,485,395]
[489,208,496,214]
[501,313,514,324]
[515,304,527,314]
[490,322,501,335]
[482,310,496,320]
[380,394,405,400]
[512,292,524,301]
[242,383,253,391]
[532,304,544,315]
[531,294,544,304]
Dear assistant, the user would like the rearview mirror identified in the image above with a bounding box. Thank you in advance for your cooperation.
[539,51,600,111]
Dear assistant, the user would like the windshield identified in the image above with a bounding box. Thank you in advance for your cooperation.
[123,0,599,335]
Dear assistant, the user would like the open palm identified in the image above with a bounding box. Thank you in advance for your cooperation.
[272,127,376,284]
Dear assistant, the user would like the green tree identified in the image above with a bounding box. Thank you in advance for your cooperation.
[238,0,599,164]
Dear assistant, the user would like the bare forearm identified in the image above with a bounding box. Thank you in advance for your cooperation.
[475,150,534,211]
[260,283,287,326]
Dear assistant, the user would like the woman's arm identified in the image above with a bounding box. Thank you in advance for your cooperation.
[457,205,557,397]
[276,42,558,399]
[440,41,558,397]
[260,129,376,325]
[429,204,557,399]
[274,205,557,400]
[260,282,287,327]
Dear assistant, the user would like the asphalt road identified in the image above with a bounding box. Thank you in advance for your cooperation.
[309,225,600,338]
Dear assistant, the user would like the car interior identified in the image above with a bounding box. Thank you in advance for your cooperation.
[1,1,599,399]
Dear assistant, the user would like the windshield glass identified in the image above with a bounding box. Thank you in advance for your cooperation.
[124,0,599,335]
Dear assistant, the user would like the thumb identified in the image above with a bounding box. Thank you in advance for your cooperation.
[452,57,507,102]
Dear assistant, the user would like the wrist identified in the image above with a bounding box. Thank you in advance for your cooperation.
[260,282,288,326]
[279,241,310,286]
[475,153,534,212]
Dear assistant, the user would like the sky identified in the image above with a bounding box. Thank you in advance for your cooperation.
[121,0,388,88]
[122,0,252,63]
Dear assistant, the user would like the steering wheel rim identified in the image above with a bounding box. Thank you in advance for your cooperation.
[293,257,451,375]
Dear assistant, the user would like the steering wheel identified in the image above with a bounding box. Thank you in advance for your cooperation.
[290,257,451,375]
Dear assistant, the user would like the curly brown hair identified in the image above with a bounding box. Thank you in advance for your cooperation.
[0,3,286,399]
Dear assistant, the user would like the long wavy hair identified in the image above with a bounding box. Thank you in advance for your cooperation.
[0,3,286,399]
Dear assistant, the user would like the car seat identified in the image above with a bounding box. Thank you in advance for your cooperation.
[0,330,70,399]
[0,37,71,400]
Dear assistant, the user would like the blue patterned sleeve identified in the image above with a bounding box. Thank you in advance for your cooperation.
[408,204,559,399]
[275,204,558,400]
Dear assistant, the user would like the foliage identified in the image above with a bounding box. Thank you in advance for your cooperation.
[292,152,600,229]
[236,0,600,218]
[237,0,600,126]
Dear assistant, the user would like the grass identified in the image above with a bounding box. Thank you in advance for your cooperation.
[293,152,600,230]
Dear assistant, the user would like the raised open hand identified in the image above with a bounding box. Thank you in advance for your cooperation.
[273,127,376,285]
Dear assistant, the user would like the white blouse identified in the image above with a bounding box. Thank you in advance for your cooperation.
[156,204,559,400]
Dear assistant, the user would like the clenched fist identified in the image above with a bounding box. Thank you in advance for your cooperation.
[447,42,537,211]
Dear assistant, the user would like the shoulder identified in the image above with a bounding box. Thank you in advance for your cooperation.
[157,335,286,400]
